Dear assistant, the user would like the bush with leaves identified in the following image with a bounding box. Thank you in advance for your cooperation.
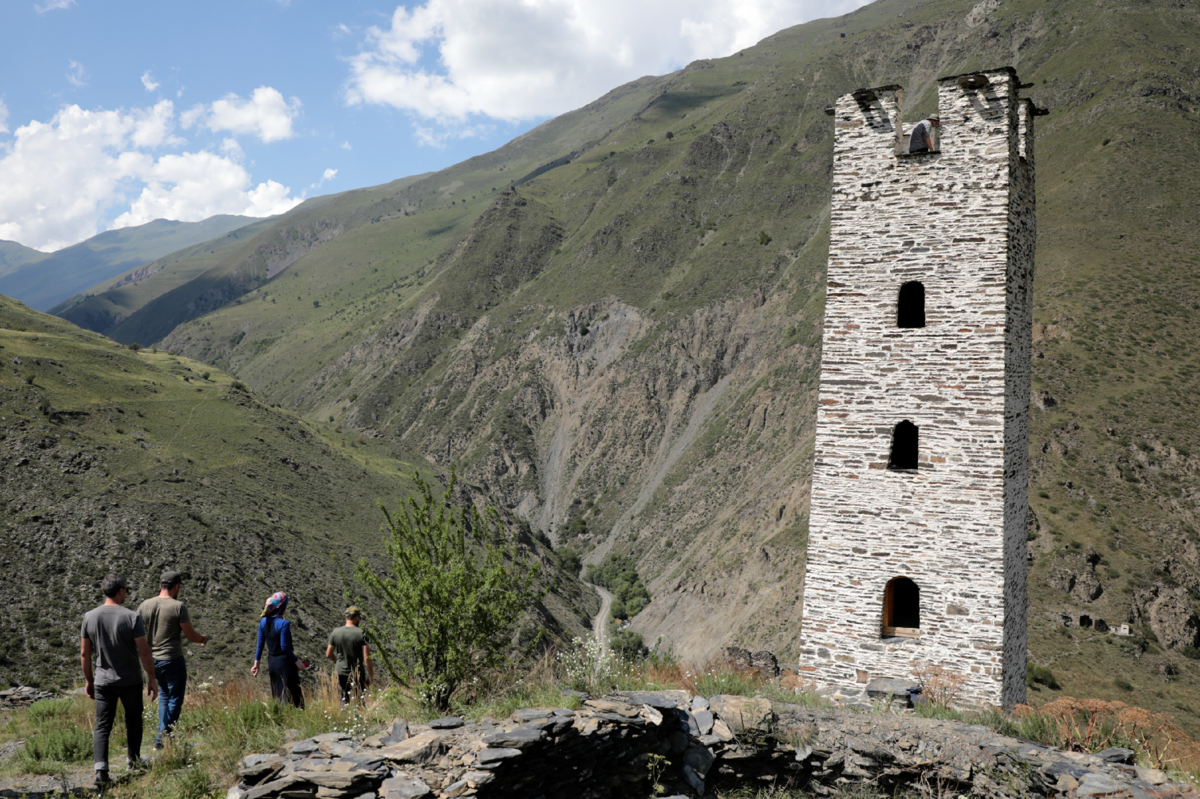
[354,471,545,710]
[586,553,651,620]
[610,629,648,660]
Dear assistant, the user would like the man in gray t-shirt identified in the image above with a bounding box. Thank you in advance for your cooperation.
[908,114,940,153]
[81,574,158,786]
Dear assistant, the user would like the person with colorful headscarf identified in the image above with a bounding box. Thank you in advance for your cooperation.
[251,592,308,707]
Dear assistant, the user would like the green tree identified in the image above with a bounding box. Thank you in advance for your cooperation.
[355,471,545,710]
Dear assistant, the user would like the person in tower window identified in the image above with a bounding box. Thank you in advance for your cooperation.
[908,113,940,153]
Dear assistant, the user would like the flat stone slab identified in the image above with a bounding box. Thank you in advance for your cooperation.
[481,725,545,749]
[427,716,464,729]
[379,775,433,799]
[708,695,773,732]
[625,692,687,710]
[476,747,523,766]
[378,731,445,765]
[864,678,918,700]
[584,698,639,716]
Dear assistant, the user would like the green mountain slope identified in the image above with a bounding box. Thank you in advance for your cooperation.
[0,296,594,688]
[56,76,669,357]
[0,241,45,279]
[2,216,256,312]
[45,0,1200,724]
[52,214,289,335]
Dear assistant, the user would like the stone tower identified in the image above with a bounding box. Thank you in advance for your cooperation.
[800,68,1038,708]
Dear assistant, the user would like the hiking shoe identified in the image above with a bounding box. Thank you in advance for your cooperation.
[94,769,110,791]
[126,756,150,772]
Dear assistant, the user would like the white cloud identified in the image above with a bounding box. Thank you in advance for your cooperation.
[141,71,160,92]
[345,0,866,126]
[310,167,338,189]
[184,86,301,143]
[334,22,352,38]
[0,99,9,135]
[413,122,493,149]
[0,102,302,251]
[112,151,301,230]
[35,0,74,12]
[340,141,352,150]
[66,60,88,88]
[220,137,244,160]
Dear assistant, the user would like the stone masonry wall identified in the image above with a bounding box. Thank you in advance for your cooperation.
[1001,98,1037,707]
[800,69,1034,707]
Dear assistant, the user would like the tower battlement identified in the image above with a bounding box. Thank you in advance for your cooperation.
[800,69,1039,707]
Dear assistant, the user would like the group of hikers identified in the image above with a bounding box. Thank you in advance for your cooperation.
[79,571,373,787]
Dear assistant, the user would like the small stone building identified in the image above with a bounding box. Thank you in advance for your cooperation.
[799,68,1040,708]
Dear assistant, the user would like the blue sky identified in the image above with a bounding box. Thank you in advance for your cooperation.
[0,0,869,252]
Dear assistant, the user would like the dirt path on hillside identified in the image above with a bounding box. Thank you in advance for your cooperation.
[589,583,612,648]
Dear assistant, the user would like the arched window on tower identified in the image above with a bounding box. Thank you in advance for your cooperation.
[887,420,919,471]
[897,281,925,328]
[882,577,920,638]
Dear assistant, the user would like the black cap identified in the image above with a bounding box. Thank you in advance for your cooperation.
[160,570,183,587]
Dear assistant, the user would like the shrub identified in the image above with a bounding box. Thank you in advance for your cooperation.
[355,470,545,710]
[558,636,620,693]
[17,727,92,768]
[1114,678,1134,691]
[230,381,249,393]
[557,547,582,575]
[586,553,651,621]
[1027,663,1061,690]
[912,662,967,709]
[26,697,74,721]
[610,629,648,660]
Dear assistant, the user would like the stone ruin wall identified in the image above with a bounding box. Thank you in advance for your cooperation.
[799,69,1035,707]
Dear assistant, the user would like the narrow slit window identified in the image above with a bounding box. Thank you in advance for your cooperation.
[897,281,925,328]
[887,420,919,471]
[882,577,920,637]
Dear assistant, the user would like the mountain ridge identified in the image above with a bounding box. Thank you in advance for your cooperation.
[1,215,258,312]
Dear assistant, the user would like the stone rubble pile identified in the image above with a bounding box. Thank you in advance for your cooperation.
[0,686,56,710]
[227,692,1199,799]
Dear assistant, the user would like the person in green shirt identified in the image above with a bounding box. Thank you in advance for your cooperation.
[137,570,208,748]
[325,606,373,705]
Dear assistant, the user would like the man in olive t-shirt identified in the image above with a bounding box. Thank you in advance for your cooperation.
[137,569,208,748]
[325,606,373,704]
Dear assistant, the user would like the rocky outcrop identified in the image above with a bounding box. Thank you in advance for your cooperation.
[1048,549,1105,603]
[226,692,1199,799]
[1129,584,1200,650]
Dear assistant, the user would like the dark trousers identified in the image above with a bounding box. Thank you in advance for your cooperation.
[93,682,143,771]
[268,655,304,708]
[154,657,187,745]
[337,669,367,705]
